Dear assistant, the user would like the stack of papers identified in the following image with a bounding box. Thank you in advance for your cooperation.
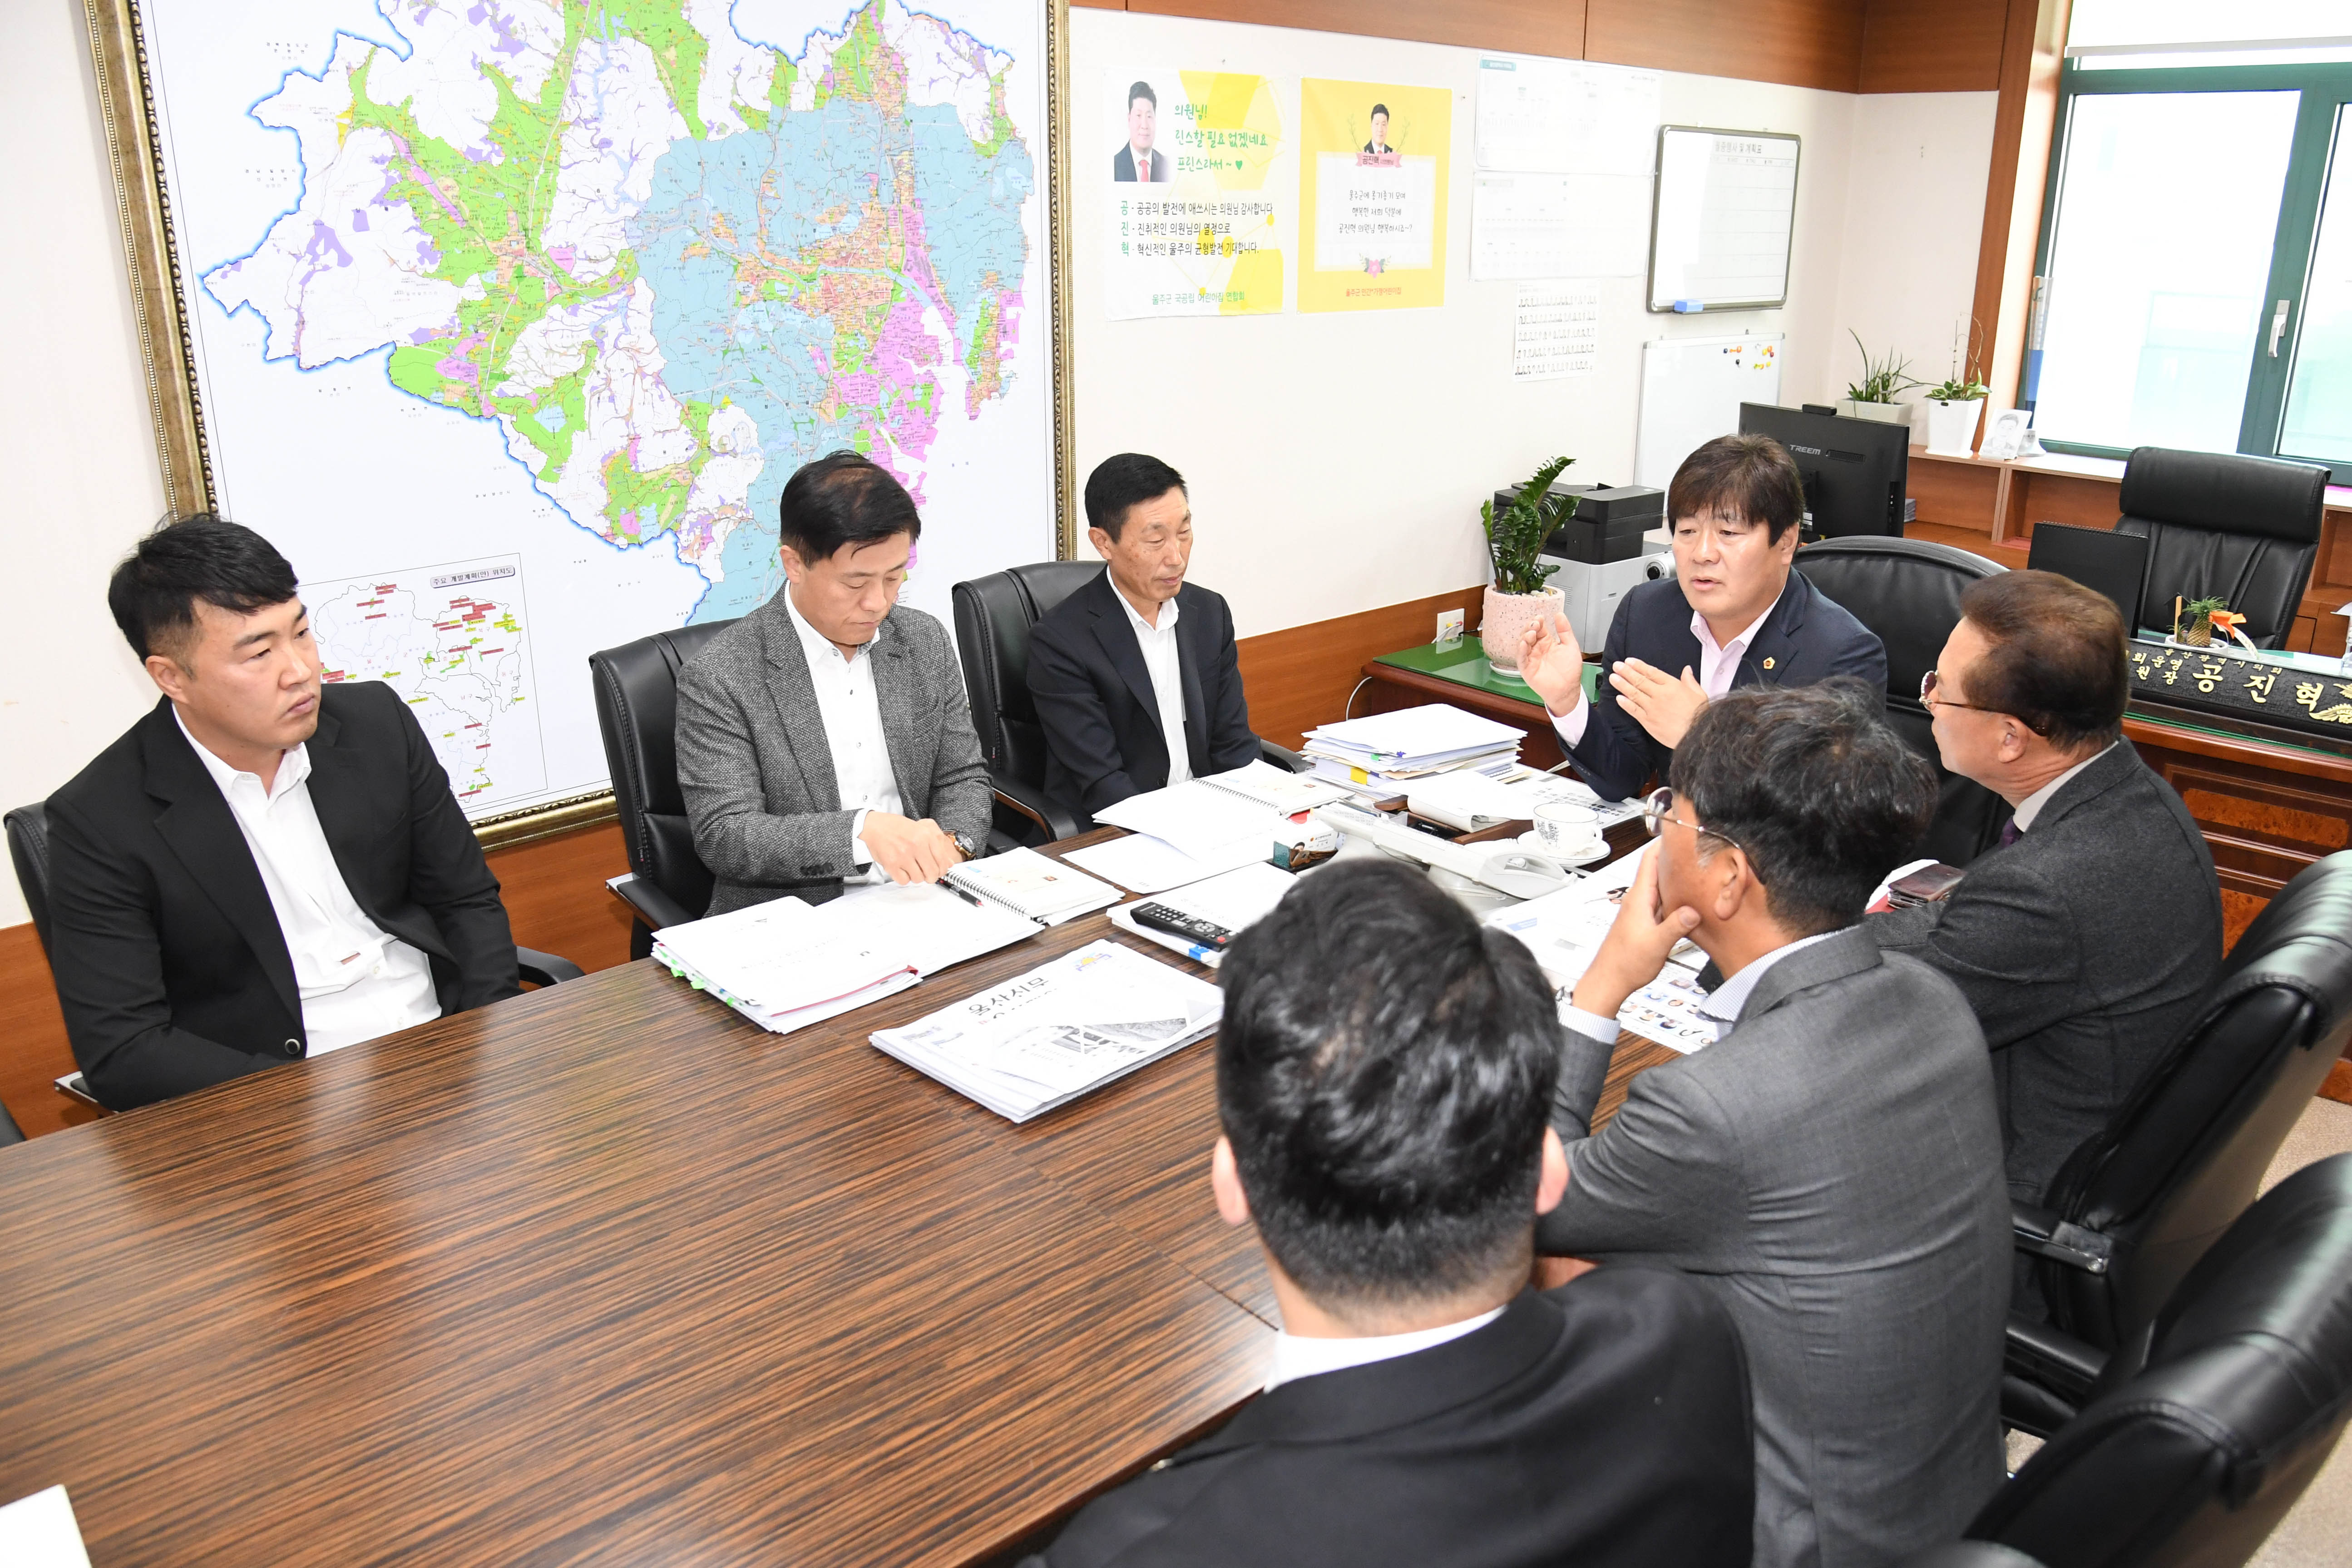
[870,940,1224,1121]
[1063,830,1266,895]
[1095,778,1284,861]
[655,882,1040,1035]
[1482,847,1715,1054]
[1408,765,1644,834]
[1302,703,1525,789]
[1107,860,1300,967]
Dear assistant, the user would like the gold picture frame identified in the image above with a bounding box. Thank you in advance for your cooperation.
[80,0,1079,850]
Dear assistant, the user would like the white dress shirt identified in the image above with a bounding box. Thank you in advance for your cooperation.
[1263,1306,1504,1392]
[2011,742,2117,834]
[784,585,904,881]
[1562,926,1844,1045]
[1114,587,1191,787]
[1552,585,1786,748]
[176,712,439,1054]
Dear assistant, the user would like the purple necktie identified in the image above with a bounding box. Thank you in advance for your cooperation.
[1998,816,2021,848]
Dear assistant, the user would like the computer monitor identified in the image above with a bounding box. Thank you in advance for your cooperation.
[1736,402,1911,539]
[2026,522,2152,633]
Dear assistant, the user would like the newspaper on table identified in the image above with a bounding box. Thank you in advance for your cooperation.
[869,940,1224,1122]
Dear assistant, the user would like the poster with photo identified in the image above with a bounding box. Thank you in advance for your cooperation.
[1299,78,1450,312]
[1103,69,1287,318]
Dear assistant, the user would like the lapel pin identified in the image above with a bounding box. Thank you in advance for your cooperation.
[1762,656,1776,670]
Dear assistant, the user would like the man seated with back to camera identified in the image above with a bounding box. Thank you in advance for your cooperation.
[1875,570,2222,1285]
[44,516,523,1111]
[1026,857,1755,1568]
[676,451,992,913]
[1518,433,1887,801]
[1537,680,2009,1568]
[1027,453,1264,826]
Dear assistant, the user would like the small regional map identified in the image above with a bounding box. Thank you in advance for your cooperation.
[305,558,546,804]
[159,0,1045,816]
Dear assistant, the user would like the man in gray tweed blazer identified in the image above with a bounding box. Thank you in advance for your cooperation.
[1536,680,2008,1568]
[676,452,992,915]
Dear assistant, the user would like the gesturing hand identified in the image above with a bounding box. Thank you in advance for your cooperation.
[1517,611,1588,718]
[859,811,964,885]
[1608,658,1710,748]
[1569,844,1700,1020]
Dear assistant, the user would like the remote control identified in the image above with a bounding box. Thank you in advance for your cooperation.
[1130,903,1235,951]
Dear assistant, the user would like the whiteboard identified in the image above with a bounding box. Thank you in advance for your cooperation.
[1634,335,1785,489]
[1647,125,1801,312]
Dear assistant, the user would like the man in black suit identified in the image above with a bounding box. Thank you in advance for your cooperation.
[1518,433,1888,800]
[1025,858,1754,1568]
[1873,570,2223,1239]
[1112,80,1169,182]
[1028,453,1260,821]
[44,517,521,1111]
[1362,102,1395,155]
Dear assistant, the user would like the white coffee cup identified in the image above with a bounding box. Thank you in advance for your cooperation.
[1532,801,1604,861]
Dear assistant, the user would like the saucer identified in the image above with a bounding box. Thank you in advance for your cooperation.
[1516,831,1611,866]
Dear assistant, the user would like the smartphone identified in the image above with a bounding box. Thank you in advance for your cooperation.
[1887,864,1966,909]
[54,1072,100,1108]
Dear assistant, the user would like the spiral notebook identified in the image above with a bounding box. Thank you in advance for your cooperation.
[944,847,1123,923]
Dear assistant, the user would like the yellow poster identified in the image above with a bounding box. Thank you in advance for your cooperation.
[1103,69,1286,318]
[1299,79,1451,312]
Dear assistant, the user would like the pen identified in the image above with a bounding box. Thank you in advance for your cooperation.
[938,879,983,907]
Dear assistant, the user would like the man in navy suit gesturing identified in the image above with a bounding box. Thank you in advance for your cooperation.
[1518,434,1887,800]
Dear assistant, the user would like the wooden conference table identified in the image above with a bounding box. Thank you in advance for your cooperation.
[0,830,1674,1567]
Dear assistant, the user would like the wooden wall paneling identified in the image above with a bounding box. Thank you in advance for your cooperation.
[1234,584,1486,748]
[0,924,94,1142]
[1907,454,2007,534]
[484,821,635,974]
[1585,0,1864,94]
[1972,0,2069,443]
[1120,0,1589,59]
[1859,0,2008,94]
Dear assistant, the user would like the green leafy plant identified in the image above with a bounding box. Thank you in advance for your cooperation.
[2184,594,2230,617]
[1482,456,1575,596]
[1926,317,1989,402]
[1844,330,1922,404]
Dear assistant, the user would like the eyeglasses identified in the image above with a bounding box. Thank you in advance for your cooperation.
[1919,668,1993,714]
[1641,787,1742,855]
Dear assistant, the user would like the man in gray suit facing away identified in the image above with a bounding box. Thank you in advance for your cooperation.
[676,451,992,915]
[1536,679,2009,1568]
[1873,570,2221,1237]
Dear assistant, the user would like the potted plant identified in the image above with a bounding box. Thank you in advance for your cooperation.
[1480,456,1574,673]
[1837,330,1919,427]
[1922,319,1990,457]
[2174,596,2229,647]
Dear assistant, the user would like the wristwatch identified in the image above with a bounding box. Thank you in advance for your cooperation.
[949,828,984,861]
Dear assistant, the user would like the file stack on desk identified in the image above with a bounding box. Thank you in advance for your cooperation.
[870,940,1225,1121]
[654,881,1043,1035]
[1301,703,1526,793]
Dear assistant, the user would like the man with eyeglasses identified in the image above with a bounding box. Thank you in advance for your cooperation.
[1534,678,2009,1568]
[1874,570,2221,1284]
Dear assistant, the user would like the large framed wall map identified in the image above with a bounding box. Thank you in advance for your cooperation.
[84,0,1073,843]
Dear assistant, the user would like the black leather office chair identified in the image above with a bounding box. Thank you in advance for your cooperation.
[0,1101,23,1148]
[2002,850,2352,1436]
[1969,1153,2352,1568]
[588,619,740,957]
[2113,447,2327,648]
[1793,535,2011,866]
[952,563,1306,846]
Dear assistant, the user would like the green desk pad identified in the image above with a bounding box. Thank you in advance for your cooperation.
[1371,640,1595,706]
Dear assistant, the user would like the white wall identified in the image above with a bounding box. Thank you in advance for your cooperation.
[0,2,1999,933]
[0,0,172,928]
[1831,92,2000,415]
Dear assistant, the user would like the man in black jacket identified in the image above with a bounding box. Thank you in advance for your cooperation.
[1518,433,1887,800]
[1028,453,1261,822]
[1025,859,1754,1568]
[44,516,520,1111]
[1873,569,2223,1238]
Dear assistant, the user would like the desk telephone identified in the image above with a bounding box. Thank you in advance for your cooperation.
[1312,804,1578,900]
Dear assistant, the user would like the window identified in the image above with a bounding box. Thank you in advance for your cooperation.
[2026,34,2352,482]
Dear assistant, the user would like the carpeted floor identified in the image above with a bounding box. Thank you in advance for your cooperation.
[2001,1096,2352,1565]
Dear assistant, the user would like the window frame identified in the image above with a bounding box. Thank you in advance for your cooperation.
[2026,58,2352,483]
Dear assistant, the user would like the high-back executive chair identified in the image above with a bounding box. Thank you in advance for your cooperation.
[587,620,739,958]
[952,563,1306,846]
[5,801,583,1108]
[1792,535,2011,866]
[2002,850,2352,1436]
[2113,447,2327,648]
[1968,1154,2352,1568]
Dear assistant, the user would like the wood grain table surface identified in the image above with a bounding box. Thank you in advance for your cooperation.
[0,830,1675,1567]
